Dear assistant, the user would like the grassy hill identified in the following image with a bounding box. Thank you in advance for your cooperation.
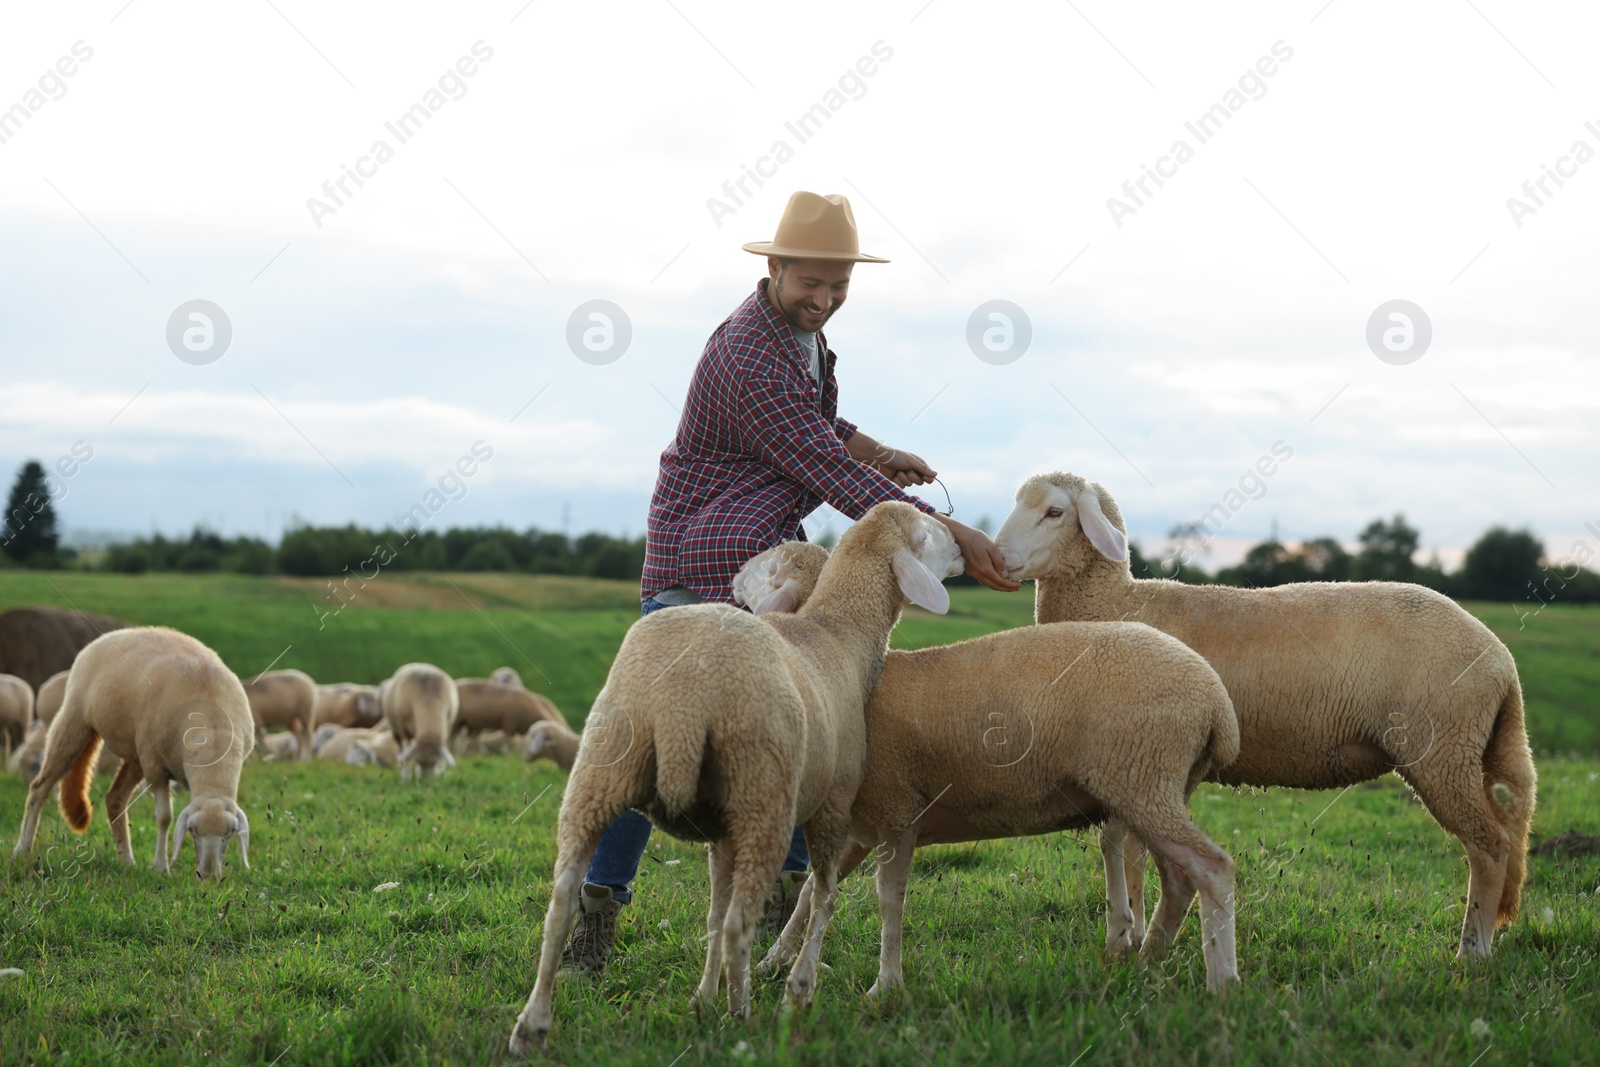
[1,571,1595,754]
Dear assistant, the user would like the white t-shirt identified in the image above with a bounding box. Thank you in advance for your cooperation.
[792,327,820,381]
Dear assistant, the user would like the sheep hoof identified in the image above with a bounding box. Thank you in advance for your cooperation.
[866,977,904,1004]
[507,1023,548,1056]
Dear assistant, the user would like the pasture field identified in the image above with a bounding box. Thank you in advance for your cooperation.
[1,572,1597,1065]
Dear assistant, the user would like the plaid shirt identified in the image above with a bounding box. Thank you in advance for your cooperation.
[641,277,938,603]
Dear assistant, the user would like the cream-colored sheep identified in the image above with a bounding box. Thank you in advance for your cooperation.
[347,729,400,768]
[312,724,399,767]
[258,730,302,761]
[12,627,254,877]
[738,541,1242,995]
[244,669,317,763]
[35,670,69,726]
[522,718,581,772]
[310,682,383,730]
[455,679,562,737]
[509,502,961,1052]
[995,471,1538,959]
[381,663,459,780]
[0,672,33,750]
[490,666,523,688]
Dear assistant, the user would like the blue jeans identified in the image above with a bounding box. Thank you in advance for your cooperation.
[585,594,809,903]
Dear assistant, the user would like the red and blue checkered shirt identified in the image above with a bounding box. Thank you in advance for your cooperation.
[641,277,938,603]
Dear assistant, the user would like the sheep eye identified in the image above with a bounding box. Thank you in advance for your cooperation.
[1045,508,1063,518]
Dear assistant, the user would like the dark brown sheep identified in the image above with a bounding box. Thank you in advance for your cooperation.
[0,605,131,690]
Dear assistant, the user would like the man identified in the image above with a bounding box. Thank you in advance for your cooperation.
[561,191,1019,975]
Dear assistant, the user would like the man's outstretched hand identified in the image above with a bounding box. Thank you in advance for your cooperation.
[936,515,1022,593]
[876,447,935,487]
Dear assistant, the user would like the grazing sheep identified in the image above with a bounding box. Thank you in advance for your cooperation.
[347,730,400,768]
[0,605,129,690]
[35,670,69,726]
[455,679,563,737]
[0,673,33,749]
[257,730,302,761]
[491,666,524,688]
[381,663,459,780]
[995,472,1538,959]
[739,542,1241,995]
[311,683,383,730]
[244,668,318,740]
[522,718,581,772]
[12,627,254,877]
[312,725,399,766]
[509,502,961,1052]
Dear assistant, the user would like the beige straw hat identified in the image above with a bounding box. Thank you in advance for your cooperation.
[742,191,890,263]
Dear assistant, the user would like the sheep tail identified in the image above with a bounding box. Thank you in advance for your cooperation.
[1207,688,1241,771]
[653,710,709,816]
[1482,680,1537,926]
[59,732,105,833]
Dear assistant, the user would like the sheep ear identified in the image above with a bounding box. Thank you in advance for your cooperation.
[235,807,250,869]
[1076,489,1127,562]
[752,578,804,615]
[892,546,950,615]
[171,805,193,865]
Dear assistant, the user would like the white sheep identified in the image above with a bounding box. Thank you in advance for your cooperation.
[995,471,1538,959]
[381,663,459,780]
[0,672,33,751]
[243,668,318,734]
[737,541,1242,995]
[455,679,563,737]
[509,502,961,1052]
[11,627,254,877]
[522,718,581,772]
[312,724,400,767]
[35,669,69,725]
[310,682,383,730]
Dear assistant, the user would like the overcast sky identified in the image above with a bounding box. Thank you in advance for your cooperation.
[2,0,1596,569]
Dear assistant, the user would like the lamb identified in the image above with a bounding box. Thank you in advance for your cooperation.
[244,668,318,737]
[491,666,523,687]
[522,718,581,772]
[12,627,254,877]
[35,670,69,726]
[0,672,33,749]
[738,541,1242,995]
[381,663,459,780]
[313,724,399,766]
[995,471,1538,959]
[455,679,562,737]
[508,502,961,1053]
[310,682,383,730]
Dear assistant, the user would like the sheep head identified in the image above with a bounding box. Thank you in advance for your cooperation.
[840,502,962,615]
[996,473,1128,581]
[172,796,250,878]
[733,541,831,615]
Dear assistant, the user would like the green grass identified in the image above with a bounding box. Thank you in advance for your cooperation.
[2,573,1598,1064]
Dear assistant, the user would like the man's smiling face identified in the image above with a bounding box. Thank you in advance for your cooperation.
[767,256,853,333]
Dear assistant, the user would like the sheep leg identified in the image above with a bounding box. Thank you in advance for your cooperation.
[1099,818,1138,957]
[151,781,173,874]
[1125,835,1148,944]
[1140,844,1197,956]
[1143,830,1238,993]
[1458,841,1508,959]
[104,759,143,866]
[721,826,793,1020]
[866,828,917,1001]
[785,859,841,1008]
[758,839,869,977]
[13,711,97,858]
[694,842,736,1010]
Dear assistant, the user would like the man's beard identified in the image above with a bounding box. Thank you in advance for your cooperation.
[773,279,840,332]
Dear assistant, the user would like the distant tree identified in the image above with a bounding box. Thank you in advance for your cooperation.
[2,461,61,565]
[1127,541,1152,578]
[1354,514,1420,582]
[1228,541,1312,587]
[1463,527,1545,601]
[1298,537,1352,581]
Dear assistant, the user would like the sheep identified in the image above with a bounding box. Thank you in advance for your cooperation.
[312,725,399,766]
[491,666,523,688]
[311,682,383,730]
[522,718,581,772]
[11,626,254,877]
[0,605,129,689]
[35,670,69,726]
[738,541,1242,995]
[994,471,1539,959]
[455,679,562,737]
[244,668,318,739]
[258,730,302,761]
[0,672,33,750]
[381,663,459,780]
[347,730,400,768]
[509,502,961,1052]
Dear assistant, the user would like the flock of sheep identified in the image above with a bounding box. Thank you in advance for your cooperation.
[1,469,1539,1059]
